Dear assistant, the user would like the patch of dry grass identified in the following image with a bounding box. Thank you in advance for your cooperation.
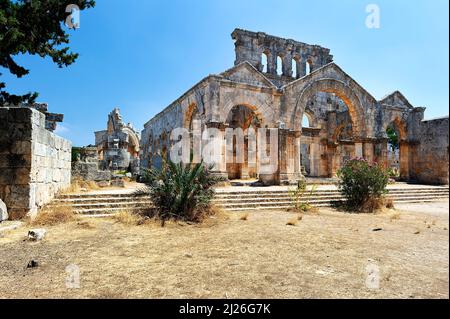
[30,206,77,226]
[286,218,298,226]
[113,211,147,226]
[240,213,249,221]
[62,179,101,194]
[0,202,448,299]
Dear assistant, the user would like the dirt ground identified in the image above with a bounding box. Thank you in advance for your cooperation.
[0,201,448,299]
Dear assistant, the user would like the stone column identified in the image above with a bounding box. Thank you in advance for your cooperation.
[363,141,375,163]
[327,142,338,178]
[268,54,277,76]
[204,121,228,180]
[399,140,410,181]
[355,142,363,158]
[310,141,318,177]
[376,138,389,169]
[279,129,303,185]
[297,58,306,78]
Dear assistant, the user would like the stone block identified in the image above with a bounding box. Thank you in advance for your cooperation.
[0,199,8,222]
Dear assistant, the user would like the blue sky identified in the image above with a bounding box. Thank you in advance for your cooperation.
[2,0,449,146]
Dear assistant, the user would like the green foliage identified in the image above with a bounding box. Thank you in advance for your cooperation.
[141,160,224,224]
[0,0,95,106]
[71,146,82,162]
[386,127,399,151]
[289,179,317,212]
[337,158,389,212]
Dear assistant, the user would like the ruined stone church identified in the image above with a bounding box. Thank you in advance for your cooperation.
[140,28,449,185]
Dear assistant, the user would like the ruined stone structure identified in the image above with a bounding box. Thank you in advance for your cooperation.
[72,146,112,182]
[141,28,449,185]
[95,108,141,174]
[0,107,72,219]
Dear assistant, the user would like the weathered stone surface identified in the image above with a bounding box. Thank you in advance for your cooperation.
[0,107,72,219]
[0,199,8,222]
[95,108,140,173]
[140,28,449,186]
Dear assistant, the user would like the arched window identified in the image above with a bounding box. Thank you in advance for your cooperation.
[292,58,298,78]
[276,56,283,76]
[302,114,311,128]
[261,52,268,73]
[306,59,312,75]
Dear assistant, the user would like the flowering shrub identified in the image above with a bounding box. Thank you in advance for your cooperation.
[337,158,390,212]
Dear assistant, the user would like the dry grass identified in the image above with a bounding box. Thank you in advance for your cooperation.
[286,218,298,226]
[0,202,448,299]
[30,206,78,226]
[240,213,249,221]
[62,179,100,194]
[390,212,401,221]
[113,211,147,226]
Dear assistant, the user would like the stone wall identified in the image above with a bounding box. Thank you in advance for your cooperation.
[0,107,72,219]
[412,117,449,185]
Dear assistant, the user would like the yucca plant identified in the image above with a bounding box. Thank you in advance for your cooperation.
[141,159,224,224]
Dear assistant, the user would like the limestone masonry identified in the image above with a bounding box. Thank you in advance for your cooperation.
[140,28,449,185]
[0,107,71,219]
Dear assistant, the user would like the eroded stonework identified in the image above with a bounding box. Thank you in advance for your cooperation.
[140,28,449,185]
[95,108,141,174]
[0,107,71,219]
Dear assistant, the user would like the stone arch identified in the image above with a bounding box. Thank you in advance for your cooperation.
[183,103,198,129]
[220,101,269,127]
[385,116,407,140]
[291,79,366,137]
[122,127,140,157]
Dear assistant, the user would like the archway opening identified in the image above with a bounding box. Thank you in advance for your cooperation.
[292,58,298,78]
[276,56,283,76]
[305,59,312,75]
[261,52,268,73]
[225,105,262,180]
[300,92,355,178]
[386,123,402,179]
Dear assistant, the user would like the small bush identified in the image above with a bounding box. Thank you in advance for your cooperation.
[337,158,389,213]
[288,180,317,212]
[141,160,224,225]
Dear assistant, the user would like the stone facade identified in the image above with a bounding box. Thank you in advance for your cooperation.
[0,107,71,219]
[95,108,141,174]
[411,117,449,185]
[140,28,449,185]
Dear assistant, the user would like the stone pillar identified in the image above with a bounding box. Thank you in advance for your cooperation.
[363,141,374,163]
[376,139,389,169]
[326,142,338,178]
[258,128,279,185]
[268,53,277,76]
[297,58,306,78]
[282,54,293,77]
[279,129,303,185]
[204,122,228,180]
[310,141,319,177]
[399,140,410,181]
[355,142,363,158]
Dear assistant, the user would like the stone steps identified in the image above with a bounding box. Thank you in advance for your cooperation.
[46,186,448,216]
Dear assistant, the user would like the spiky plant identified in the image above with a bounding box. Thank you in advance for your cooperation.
[141,160,224,224]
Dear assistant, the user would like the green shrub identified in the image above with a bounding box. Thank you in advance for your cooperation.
[337,158,389,212]
[141,160,224,224]
[289,179,317,212]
